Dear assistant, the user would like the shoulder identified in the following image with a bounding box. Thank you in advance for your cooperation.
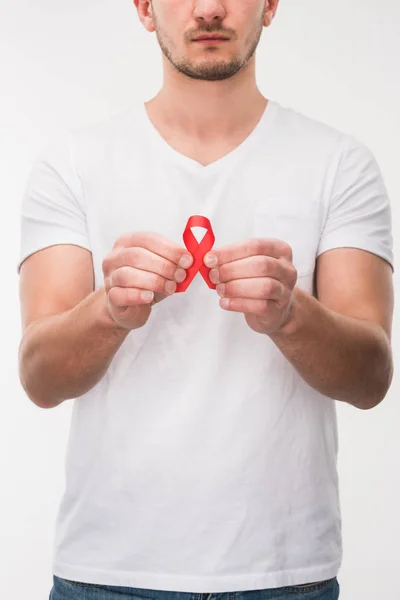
[65,103,143,167]
[271,99,372,168]
[69,103,142,145]
[273,100,346,144]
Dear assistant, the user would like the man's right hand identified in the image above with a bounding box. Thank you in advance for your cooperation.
[102,232,193,330]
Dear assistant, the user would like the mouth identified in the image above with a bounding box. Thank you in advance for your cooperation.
[194,39,229,45]
[193,35,230,43]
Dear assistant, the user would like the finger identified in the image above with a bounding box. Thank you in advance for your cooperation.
[113,231,193,269]
[216,277,288,303]
[108,286,155,307]
[219,297,282,318]
[104,247,188,283]
[211,255,293,286]
[204,238,292,268]
[108,266,177,296]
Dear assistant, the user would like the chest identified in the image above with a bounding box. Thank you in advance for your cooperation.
[84,151,327,291]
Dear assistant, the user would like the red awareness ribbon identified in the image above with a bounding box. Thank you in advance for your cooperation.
[175,215,217,292]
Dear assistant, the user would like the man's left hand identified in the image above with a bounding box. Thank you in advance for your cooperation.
[204,238,298,335]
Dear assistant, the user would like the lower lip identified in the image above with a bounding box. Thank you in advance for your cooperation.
[194,39,228,44]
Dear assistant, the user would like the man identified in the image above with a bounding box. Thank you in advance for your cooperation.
[17,1,394,599]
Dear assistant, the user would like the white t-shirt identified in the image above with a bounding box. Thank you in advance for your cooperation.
[17,99,394,592]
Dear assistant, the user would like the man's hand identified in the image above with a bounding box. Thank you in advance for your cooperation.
[204,238,298,335]
[103,232,193,330]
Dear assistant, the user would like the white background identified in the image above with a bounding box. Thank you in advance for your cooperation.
[1,0,399,598]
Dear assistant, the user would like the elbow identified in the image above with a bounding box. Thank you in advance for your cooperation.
[358,333,394,410]
[23,386,63,410]
[356,355,394,411]
[30,394,62,410]
[18,336,63,410]
[19,372,58,410]
[18,359,62,410]
[356,395,385,411]
[358,385,392,411]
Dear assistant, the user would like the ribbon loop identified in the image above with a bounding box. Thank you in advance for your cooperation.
[175,215,217,292]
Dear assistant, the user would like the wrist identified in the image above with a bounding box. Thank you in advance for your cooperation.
[270,287,303,339]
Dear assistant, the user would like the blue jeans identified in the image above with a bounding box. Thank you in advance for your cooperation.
[50,575,340,600]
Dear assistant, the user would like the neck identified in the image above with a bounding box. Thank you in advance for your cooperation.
[145,58,268,142]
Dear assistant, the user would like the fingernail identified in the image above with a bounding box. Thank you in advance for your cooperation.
[141,290,154,302]
[179,255,192,269]
[210,268,219,283]
[174,268,187,283]
[205,254,217,267]
[216,283,225,297]
[165,280,177,294]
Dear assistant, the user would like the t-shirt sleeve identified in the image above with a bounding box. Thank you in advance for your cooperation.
[16,132,91,274]
[317,136,394,272]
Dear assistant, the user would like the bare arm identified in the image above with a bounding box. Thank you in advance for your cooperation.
[18,235,192,409]
[269,248,394,409]
[18,245,129,409]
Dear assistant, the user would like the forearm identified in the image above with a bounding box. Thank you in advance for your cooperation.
[269,287,393,409]
[18,286,130,409]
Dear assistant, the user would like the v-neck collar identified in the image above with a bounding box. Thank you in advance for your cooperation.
[139,99,279,176]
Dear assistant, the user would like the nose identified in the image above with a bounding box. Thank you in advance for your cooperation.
[193,0,226,24]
